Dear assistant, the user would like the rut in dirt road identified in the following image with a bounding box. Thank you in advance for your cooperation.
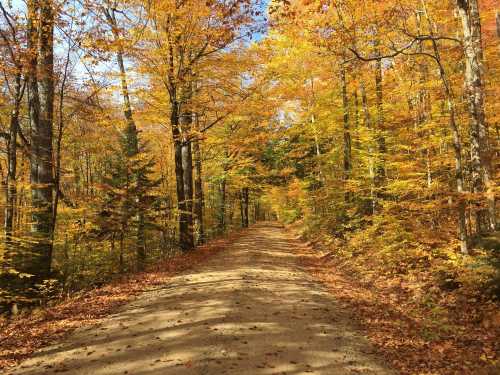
[10,224,394,375]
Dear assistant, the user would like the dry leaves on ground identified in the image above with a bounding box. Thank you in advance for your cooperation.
[297,244,500,375]
[0,232,241,371]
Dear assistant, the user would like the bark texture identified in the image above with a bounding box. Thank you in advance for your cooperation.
[27,0,55,282]
[456,0,496,232]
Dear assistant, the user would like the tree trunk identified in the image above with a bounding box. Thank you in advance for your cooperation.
[353,86,360,150]
[341,66,352,202]
[218,179,226,234]
[422,3,469,253]
[193,132,204,244]
[243,187,250,228]
[456,0,496,232]
[416,11,433,188]
[4,74,22,255]
[52,34,71,244]
[360,82,376,215]
[171,105,191,251]
[242,187,249,228]
[179,96,195,249]
[28,0,55,282]
[165,25,195,250]
[374,42,386,186]
[181,139,194,249]
[239,191,244,227]
[5,109,18,250]
[309,78,322,182]
[119,231,124,274]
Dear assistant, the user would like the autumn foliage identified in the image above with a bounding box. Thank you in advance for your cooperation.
[0,0,498,373]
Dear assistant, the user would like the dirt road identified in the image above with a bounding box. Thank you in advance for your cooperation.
[10,224,394,375]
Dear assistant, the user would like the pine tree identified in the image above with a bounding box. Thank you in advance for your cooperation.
[97,134,158,273]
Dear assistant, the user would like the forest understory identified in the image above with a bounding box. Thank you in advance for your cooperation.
[291,222,500,374]
[0,231,241,371]
[0,223,498,375]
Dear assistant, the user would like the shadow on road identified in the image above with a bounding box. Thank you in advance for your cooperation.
[10,224,394,375]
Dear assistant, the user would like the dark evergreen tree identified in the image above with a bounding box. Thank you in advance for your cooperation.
[97,133,159,272]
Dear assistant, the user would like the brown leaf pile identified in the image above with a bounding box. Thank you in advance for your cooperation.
[0,231,241,371]
[296,244,500,375]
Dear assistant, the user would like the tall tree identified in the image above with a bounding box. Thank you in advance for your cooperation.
[27,0,55,283]
[341,65,352,201]
[142,0,258,250]
[373,36,386,190]
[193,117,205,244]
[102,4,147,269]
[0,2,25,258]
[456,0,496,232]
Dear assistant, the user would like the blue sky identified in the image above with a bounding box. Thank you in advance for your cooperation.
[252,0,270,42]
[3,0,270,90]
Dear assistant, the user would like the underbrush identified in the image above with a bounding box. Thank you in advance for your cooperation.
[298,212,499,298]
[0,231,239,370]
[291,215,500,374]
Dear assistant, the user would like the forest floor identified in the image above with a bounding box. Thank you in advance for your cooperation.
[5,223,394,375]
